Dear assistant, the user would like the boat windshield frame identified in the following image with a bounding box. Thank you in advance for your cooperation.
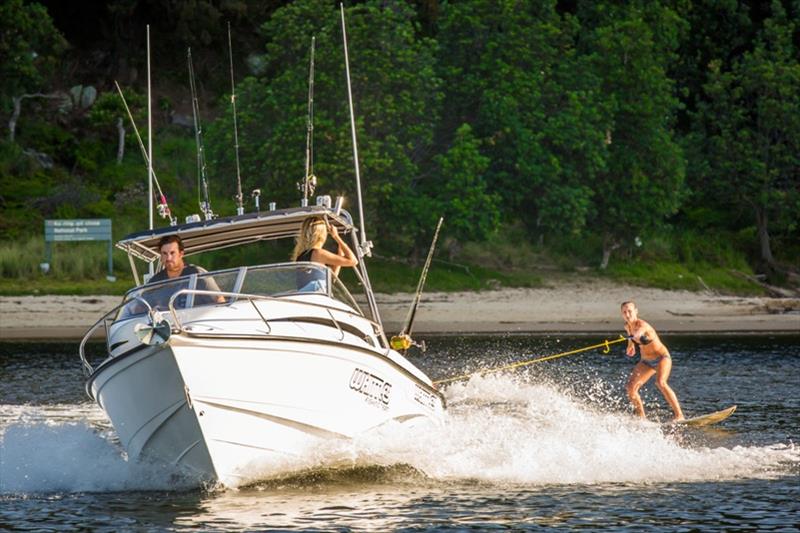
[116,262,366,321]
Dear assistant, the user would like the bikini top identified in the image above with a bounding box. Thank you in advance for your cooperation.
[296,249,315,262]
[627,333,652,346]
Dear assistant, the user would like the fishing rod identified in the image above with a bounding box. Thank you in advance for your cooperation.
[227,21,244,216]
[187,47,214,221]
[391,217,444,352]
[114,81,175,226]
[302,36,317,207]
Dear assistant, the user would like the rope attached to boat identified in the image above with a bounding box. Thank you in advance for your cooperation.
[433,336,627,386]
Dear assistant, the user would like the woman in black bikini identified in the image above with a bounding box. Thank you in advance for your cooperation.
[291,217,358,292]
[622,301,684,422]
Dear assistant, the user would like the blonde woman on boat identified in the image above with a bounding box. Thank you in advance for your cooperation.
[292,217,358,292]
[622,300,685,422]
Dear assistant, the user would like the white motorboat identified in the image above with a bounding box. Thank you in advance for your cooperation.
[81,8,445,487]
[79,205,446,487]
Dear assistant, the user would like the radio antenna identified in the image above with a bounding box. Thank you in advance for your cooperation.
[146,25,154,235]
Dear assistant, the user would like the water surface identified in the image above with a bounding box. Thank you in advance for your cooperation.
[1,334,798,530]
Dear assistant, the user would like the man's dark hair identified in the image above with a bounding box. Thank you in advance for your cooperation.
[158,234,184,252]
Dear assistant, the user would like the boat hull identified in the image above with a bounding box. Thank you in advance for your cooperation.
[89,333,444,487]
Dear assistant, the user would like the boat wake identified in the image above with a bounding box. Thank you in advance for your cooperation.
[263,373,799,487]
[2,374,797,494]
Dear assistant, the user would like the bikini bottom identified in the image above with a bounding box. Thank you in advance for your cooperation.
[640,354,670,369]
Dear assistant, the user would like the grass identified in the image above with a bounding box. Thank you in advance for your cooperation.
[0,225,767,297]
[600,229,766,295]
[0,276,133,296]
[604,261,763,295]
[0,236,133,295]
[348,256,543,293]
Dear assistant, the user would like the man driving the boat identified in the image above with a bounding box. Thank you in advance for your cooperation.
[291,217,358,292]
[147,235,225,306]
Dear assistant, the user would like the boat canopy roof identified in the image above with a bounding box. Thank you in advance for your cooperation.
[116,206,355,262]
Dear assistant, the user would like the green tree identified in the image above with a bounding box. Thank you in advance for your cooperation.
[578,2,687,268]
[0,0,67,141]
[206,0,442,253]
[0,0,65,104]
[431,124,499,242]
[692,0,799,271]
[435,0,609,240]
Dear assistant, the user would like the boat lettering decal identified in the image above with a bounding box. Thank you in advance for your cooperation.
[349,368,391,408]
[413,384,438,411]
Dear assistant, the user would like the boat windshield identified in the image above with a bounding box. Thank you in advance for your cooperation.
[116,263,364,320]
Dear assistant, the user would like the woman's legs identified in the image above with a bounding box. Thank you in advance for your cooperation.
[654,356,684,421]
[626,363,656,418]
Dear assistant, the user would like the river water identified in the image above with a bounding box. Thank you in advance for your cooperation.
[1,334,798,531]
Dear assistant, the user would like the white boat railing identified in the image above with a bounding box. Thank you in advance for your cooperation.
[80,268,389,378]
[167,288,375,345]
[78,296,155,376]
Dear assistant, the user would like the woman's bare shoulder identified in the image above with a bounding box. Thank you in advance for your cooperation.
[639,319,658,332]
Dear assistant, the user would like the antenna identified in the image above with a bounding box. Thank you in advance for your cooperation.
[146,25,159,277]
[227,21,244,216]
[302,36,316,207]
[188,47,213,220]
[146,25,154,236]
[340,3,371,256]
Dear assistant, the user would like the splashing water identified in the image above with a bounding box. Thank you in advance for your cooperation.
[0,407,195,494]
[1,373,797,494]
[228,371,798,488]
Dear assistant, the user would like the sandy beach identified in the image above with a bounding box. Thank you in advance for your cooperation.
[1,278,797,340]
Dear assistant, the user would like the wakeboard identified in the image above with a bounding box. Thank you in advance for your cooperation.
[675,405,737,427]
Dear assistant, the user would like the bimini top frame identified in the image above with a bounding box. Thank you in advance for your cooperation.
[117,205,354,262]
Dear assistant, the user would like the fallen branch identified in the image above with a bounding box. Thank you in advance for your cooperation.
[729,270,797,298]
[696,275,717,296]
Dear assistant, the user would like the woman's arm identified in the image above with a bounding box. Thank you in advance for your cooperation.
[313,224,358,277]
[624,324,636,356]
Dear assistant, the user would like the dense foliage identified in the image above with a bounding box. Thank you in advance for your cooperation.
[0,0,797,284]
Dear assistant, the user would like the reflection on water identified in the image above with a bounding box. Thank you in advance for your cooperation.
[1,335,799,530]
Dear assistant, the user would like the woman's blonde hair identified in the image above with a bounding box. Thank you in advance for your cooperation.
[291,217,327,260]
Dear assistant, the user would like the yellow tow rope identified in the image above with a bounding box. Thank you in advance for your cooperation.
[433,335,627,386]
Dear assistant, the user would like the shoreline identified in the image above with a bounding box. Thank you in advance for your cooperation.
[3,328,797,343]
[1,281,798,341]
